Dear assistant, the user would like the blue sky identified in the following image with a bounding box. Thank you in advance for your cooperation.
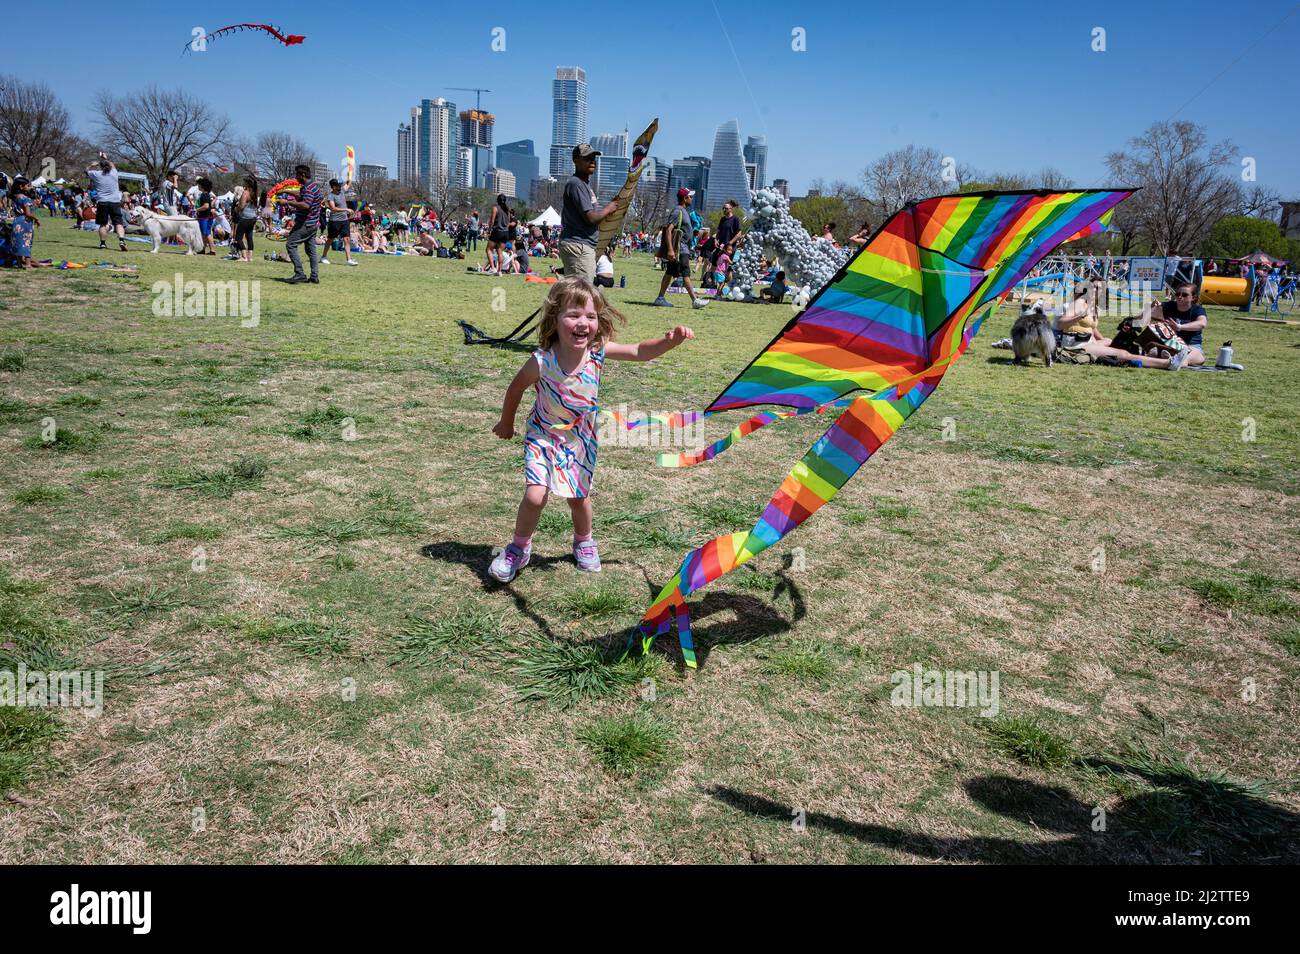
[13,0,1300,197]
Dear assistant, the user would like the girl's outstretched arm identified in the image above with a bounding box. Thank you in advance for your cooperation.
[493,356,539,439]
[605,326,695,362]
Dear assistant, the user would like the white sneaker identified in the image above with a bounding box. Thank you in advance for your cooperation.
[692,297,708,309]
[346,260,359,267]
[319,258,331,265]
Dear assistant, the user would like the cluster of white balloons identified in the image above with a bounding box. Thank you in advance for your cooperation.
[730,188,851,303]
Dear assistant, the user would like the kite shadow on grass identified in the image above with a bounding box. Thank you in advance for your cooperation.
[419,539,627,643]
[613,560,807,671]
[709,765,1300,863]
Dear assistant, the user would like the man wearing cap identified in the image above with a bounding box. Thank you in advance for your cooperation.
[558,143,619,282]
[654,187,707,309]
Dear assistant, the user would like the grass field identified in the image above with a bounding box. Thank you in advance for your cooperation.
[1,218,1298,863]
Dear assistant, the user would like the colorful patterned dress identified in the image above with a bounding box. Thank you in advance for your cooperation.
[524,346,604,498]
[10,196,34,258]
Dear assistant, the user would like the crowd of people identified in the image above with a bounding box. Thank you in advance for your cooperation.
[0,158,576,278]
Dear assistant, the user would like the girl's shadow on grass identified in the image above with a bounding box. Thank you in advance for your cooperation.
[420,539,627,643]
[419,540,806,669]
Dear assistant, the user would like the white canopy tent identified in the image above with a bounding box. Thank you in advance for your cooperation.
[528,206,560,228]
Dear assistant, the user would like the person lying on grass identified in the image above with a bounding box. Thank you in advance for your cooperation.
[489,276,695,583]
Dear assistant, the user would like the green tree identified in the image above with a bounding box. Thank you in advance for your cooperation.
[789,195,849,240]
[1202,215,1288,259]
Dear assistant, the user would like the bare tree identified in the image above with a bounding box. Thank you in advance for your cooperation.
[249,131,318,182]
[1035,166,1074,190]
[357,177,424,212]
[1105,121,1241,255]
[92,85,232,185]
[861,145,946,217]
[631,174,672,232]
[0,74,89,178]
[1234,183,1282,221]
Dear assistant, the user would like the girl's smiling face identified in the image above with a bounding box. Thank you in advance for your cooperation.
[558,294,598,351]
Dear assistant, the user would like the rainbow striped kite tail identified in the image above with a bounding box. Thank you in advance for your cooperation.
[627,570,698,669]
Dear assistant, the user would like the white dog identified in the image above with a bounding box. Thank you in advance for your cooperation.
[130,208,203,254]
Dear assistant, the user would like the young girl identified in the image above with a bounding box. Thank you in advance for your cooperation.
[489,276,695,582]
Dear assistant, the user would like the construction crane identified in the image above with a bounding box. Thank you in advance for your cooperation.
[448,87,492,112]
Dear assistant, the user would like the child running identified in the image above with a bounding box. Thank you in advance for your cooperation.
[490,276,695,582]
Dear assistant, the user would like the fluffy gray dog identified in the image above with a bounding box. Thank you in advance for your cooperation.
[1011,301,1056,367]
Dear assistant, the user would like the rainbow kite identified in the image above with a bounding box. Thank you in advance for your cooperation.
[629,188,1130,668]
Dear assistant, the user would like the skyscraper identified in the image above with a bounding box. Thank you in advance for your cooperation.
[397,107,419,187]
[706,119,749,212]
[359,164,387,182]
[670,156,711,213]
[496,140,539,197]
[460,110,495,190]
[549,66,587,177]
[743,135,768,190]
[593,156,630,203]
[589,130,628,159]
[483,167,517,198]
[771,178,790,199]
[590,131,629,202]
[416,97,458,196]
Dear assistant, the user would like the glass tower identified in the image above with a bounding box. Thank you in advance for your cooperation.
[743,135,768,190]
[549,67,588,177]
[706,119,749,213]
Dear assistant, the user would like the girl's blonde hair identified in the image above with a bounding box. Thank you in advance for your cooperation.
[537,276,626,350]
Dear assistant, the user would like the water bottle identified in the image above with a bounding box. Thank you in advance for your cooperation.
[1216,341,1243,371]
[619,275,626,288]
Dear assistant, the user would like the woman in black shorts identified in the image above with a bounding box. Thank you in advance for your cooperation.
[232,175,259,263]
[486,193,509,276]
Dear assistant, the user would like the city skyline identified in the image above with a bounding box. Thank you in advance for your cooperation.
[12,2,1299,202]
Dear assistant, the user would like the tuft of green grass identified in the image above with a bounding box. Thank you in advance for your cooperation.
[515,641,651,708]
[24,427,101,453]
[157,455,268,498]
[275,519,369,546]
[362,490,425,536]
[760,644,833,681]
[13,486,68,506]
[55,394,102,409]
[0,707,62,793]
[150,523,224,544]
[84,467,123,480]
[577,714,672,776]
[1188,573,1298,619]
[242,614,353,657]
[687,499,757,531]
[0,350,24,372]
[1273,628,1300,658]
[549,582,636,619]
[1099,741,1286,859]
[390,604,502,666]
[97,584,185,619]
[982,717,1075,769]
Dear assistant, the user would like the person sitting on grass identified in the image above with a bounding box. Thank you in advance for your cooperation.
[488,276,695,583]
[1161,282,1207,367]
[594,250,614,287]
[763,270,791,304]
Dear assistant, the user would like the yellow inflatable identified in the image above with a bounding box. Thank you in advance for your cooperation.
[1200,275,1250,307]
